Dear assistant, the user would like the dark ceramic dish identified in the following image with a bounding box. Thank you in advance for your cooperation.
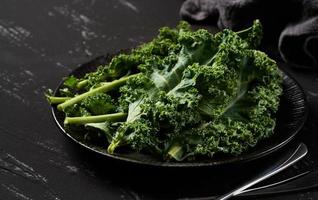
[51,54,308,167]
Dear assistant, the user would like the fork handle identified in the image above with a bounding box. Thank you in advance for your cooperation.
[216,143,308,200]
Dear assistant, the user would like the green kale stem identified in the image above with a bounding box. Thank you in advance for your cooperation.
[236,19,259,35]
[57,73,139,111]
[46,95,71,104]
[107,130,126,154]
[167,143,195,161]
[107,140,121,154]
[64,112,127,125]
[167,143,184,161]
[76,79,89,89]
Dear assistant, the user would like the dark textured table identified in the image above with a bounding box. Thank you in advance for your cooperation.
[1,1,318,199]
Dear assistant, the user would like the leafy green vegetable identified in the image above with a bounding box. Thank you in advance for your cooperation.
[63,75,80,89]
[57,74,139,111]
[107,118,160,154]
[46,20,282,161]
[64,113,127,125]
[45,89,71,104]
[85,122,114,143]
[81,93,115,115]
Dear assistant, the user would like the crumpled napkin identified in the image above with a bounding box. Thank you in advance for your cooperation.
[180,0,318,68]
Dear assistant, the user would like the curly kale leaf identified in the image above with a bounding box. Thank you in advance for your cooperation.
[122,25,220,123]
[63,75,80,89]
[150,28,219,92]
[64,104,91,117]
[63,92,116,117]
[81,93,116,115]
[168,119,254,161]
[107,118,161,154]
[166,34,282,161]
[110,20,282,160]
[236,19,263,49]
[197,48,282,122]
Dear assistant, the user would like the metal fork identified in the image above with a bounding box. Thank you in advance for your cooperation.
[181,143,308,200]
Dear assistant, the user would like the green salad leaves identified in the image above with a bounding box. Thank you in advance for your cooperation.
[46,20,282,161]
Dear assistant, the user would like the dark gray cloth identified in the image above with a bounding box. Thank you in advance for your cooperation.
[180,0,318,68]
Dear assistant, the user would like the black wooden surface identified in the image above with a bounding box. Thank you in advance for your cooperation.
[0,1,318,199]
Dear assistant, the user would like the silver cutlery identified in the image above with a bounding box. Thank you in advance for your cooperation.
[182,143,308,200]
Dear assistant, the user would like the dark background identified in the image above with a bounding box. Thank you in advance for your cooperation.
[0,0,318,199]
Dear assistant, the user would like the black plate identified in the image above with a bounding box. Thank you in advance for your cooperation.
[51,54,308,167]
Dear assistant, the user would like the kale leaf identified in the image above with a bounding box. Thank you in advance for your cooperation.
[47,20,283,161]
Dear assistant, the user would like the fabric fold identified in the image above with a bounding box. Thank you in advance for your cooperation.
[180,0,318,68]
